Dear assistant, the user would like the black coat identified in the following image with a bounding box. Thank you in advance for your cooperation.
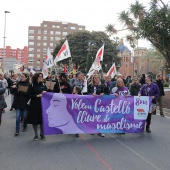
[87,84,110,95]
[53,81,72,94]
[12,81,31,109]
[27,82,47,125]
[155,80,165,96]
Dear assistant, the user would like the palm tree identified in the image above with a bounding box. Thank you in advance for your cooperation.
[105,24,117,36]
[130,0,145,20]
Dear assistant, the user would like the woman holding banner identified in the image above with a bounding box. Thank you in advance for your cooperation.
[87,74,110,137]
[112,78,130,97]
[27,73,47,141]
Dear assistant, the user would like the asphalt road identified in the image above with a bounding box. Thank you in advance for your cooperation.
[0,95,170,170]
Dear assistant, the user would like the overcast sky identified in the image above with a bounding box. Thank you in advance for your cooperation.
[1,0,169,50]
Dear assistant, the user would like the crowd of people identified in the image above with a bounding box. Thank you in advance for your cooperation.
[0,70,166,140]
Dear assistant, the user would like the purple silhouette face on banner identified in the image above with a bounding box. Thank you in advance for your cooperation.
[46,93,70,127]
[46,93,84,134]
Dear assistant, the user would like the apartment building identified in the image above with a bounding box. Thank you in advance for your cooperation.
[0,46,28,69]
[28,20,85,70]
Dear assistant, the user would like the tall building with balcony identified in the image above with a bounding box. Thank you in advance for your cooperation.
[28,21,86,70]
[0,46,28,69]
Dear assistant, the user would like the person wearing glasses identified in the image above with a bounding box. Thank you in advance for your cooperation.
[27,73,47,141]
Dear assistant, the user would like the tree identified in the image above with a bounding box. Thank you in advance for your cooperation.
[53,31,120,73]
[105,0,170,67]
[86,53,93,73]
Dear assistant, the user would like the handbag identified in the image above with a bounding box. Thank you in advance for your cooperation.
[0,99,7,109]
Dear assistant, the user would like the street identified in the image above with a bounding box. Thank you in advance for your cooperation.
[0,95,170,170]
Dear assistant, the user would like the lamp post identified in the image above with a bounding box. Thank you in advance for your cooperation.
[3,11,10,71]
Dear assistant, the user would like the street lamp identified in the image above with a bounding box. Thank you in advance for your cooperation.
[3,11,10,71]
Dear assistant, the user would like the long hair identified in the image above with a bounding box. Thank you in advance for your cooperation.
[32,73,43,83]
[116,78,125,88]
[91,74,101,86]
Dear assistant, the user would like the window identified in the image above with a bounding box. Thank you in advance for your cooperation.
[50,31,54,35]
[44,30,47,34]
[29,30,34,34]
[37,54,40,58]
[71,27,76,30]
[37,43,41,46]
[50,37,54,41]
[37,36,41,40]
[64,26,67,29]
[43,36,47,40]
[50,43,53,47]
[63,32,67,36]
[43,48,47,52]
[29,42,34,45]
[79,28,83,30]
[44,24,47,27]
[29,36,34,40]
[55,37,60,41]
[28,60,34,63]
[38,30,41,34]
[29,48,34,51]
[43,42,47,46]
[29,54,34,57]
[55,31,61,35]
[52,25,55,28]
[56,25,60,28]
[37,61,40,64]
[37,48,41,52]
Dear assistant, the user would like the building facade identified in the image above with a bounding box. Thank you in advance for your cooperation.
[0,46,28,70]
[28,21,86,70]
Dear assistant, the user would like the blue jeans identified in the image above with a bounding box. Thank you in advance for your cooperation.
[16,109,27,131]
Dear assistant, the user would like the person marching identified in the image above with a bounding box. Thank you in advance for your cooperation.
[112,78,130,97]
[27,73,47,141]
[72,86,82,137]
[155,74,165,117]
[88,74,110,137]
[129,77,141,96]
[53,72,72,94]
[138,75,160,133]
[12,73,30,136]
[0,81,6,125]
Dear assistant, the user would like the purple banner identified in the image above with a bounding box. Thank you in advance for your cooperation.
[42,93,151,135]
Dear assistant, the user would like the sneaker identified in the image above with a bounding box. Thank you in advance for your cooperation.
[15,131,19,136]
[33,136,38,141]
[22,128,27,132]
[146,127,151,133]
[75,134,79,137]
[40,134,46,141]
[98,133,105,137]
[160,114,165,117]
[10,108,13,111]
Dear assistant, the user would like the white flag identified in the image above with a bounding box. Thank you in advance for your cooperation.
[43,48,54,69]
[93,45,104,68]
[54,40,71,64]
[30,69,36,75]
[107,63,117,78]
[82,77,87,93]
[42,67,49,79]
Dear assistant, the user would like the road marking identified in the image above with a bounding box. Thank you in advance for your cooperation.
[109,135,161,170]
[80,136,112,170]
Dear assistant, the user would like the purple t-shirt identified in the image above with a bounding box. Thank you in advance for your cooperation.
[114,87,130,96]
